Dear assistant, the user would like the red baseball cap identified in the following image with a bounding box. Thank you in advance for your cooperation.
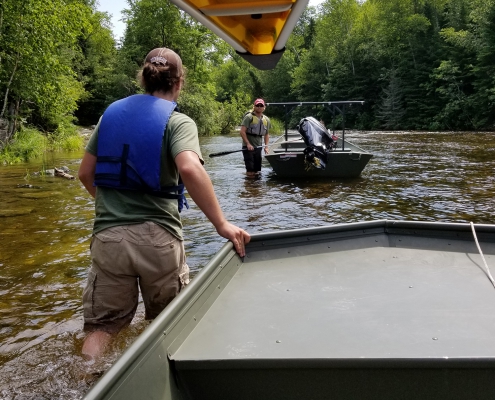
[254,98,265,106]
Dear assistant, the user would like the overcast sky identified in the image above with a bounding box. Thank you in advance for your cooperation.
[97,0,324,41]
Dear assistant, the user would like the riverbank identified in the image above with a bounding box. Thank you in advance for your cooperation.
[0,124,89,165]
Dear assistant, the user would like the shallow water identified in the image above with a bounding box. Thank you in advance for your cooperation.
[0,131,494,399]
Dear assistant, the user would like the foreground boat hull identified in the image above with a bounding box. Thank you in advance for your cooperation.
[84,220,495,400]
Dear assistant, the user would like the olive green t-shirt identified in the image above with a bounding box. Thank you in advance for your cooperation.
[241,112,270,147]
[86,111,203,240]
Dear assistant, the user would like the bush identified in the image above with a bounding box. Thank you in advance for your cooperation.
[269,118,284,136]
[0,128,47,164]
[178,84,219,136]
[50,119,84,152]
[216,94,252,135]
[0,119,84,164]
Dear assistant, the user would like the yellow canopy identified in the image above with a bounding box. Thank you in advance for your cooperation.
[169,0,309,69]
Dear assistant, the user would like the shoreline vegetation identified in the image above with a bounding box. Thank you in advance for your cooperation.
[0,119,285,165]
[1,0,493,167]
[0,120,86,165]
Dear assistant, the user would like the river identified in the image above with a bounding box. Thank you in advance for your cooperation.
[0,131,494,399]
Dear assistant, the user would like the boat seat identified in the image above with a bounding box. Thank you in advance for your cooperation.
[273,148,305,152]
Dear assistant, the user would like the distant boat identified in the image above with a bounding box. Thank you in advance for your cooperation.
[265,101,373,178]
[168,0,310,69]
[265,124,373,178]
[84,220,495,400]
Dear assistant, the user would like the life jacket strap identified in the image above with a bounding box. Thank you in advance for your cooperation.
[120,144,130,186]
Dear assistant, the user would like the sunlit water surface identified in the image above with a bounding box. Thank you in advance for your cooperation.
[0,131,494,399]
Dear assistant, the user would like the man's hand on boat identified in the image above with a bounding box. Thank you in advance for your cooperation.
[176,151,250,257]
[216,221,251,257]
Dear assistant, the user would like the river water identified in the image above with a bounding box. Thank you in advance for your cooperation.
[0,131,494,399]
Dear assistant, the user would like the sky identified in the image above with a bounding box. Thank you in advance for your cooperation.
[97,0,324,41]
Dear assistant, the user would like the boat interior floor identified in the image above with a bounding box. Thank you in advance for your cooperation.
[171,232,495,400]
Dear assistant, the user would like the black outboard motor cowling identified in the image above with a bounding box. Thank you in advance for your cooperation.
[297,117,336,170]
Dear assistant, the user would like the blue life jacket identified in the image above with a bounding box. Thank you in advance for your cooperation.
[94,94,189,212]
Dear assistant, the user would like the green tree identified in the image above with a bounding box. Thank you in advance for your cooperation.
[0,0,90,142]
[212,57,251,103]
[74,9,120,125]
[377,68,405,129]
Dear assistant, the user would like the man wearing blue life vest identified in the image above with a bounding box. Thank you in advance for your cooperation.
[239,98,271,178]
[78,47,250,360]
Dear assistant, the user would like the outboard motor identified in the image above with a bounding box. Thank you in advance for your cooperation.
[297,117,336,170]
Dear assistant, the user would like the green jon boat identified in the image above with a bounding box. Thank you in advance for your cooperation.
[265,131,373,178]
[84,220,495,400]
[264,101,373,178]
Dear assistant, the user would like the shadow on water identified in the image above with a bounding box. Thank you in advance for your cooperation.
[0,131,494,398]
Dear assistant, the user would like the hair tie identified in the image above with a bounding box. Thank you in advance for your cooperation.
[150,56,168,66]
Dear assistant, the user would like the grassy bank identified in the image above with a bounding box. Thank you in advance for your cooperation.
[0,124,85,165]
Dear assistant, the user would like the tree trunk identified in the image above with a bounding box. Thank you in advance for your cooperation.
[0,54,19,119]
[5,99,20,143]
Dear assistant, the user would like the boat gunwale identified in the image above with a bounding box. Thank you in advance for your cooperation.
[248,220,495,241]
[245,220,495,251]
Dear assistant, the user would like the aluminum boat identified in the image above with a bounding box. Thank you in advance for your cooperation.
[84,220,495,400]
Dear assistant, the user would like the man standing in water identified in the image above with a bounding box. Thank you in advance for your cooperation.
[78,47,250,360]
[239,98,270,178]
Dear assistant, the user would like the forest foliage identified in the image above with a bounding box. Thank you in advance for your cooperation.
[0,0,494,162]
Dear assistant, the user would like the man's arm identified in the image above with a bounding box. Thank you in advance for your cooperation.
[240,125,254,151]
[78,151,97,198]
[175,150,250,256]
